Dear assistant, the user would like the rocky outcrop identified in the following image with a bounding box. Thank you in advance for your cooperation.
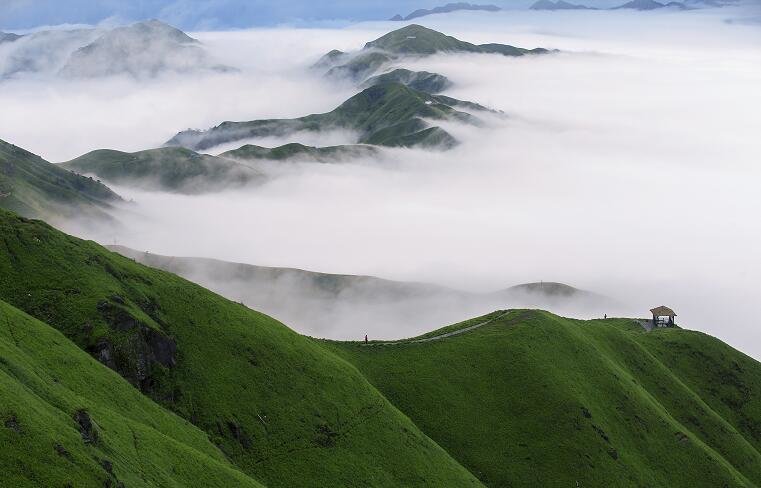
[90,296,177,393]
[73,410,98,444]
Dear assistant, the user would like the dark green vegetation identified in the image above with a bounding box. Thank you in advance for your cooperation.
[364,24,548,56]
[0,209,481,488]
[221,142,379,163]
[0,299,265,488]
[168,82,485,151]
[2,209,760,487]
[0,139,120,224]
[326,310,761,487]
[62,147,263,194]
[320,24,550,83]
[169,25,539,156]
[325,51,396,82]
[361,68,452,94]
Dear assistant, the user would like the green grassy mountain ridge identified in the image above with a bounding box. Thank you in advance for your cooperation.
[325,310,761,487]
[60,142,382,194]
[0,209,760,486]
[220,142,380,163]
[0,209,481,488]
[360,68,453,94]
[167,82,484,152]
[319,25,550,84]
[365,24,548,56]
[62,146,263,194]
[0,298,265,488]
[0,139,121,225]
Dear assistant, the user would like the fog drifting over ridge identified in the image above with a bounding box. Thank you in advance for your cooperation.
[3,7,761,354]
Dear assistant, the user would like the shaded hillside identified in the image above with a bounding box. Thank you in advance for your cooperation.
[364,24,544,56]
[326,310,761,487]
[0,210,481,488]
[62,147,263,194]
[361,68,452,94]
[169,26,523,156]
[221,142,380,163]
[167,83,483,151]
[107,246,615,339]
[320,25,550,83]
[0,299,264,488]
[0,139,120,224]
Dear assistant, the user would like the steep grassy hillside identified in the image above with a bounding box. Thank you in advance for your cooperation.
[0,299,264,487]
[361,68,452,94]
[221,142,379,163]
[364,24,546,56]
[0,139,120,223]
[168,83,480,151]
[320,25,550,83]
[326,311,761,487]
[0,209,481,488]
[62,147,262,193]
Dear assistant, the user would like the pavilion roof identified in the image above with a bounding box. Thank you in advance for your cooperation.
[650,306,676,316]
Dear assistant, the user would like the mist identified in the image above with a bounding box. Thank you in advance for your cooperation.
[3,6,761,355]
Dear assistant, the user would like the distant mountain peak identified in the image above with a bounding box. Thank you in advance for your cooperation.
[59,19,229,79]
[0,31,22,44]
[392,3,501,21]
[613,0,668,9]
[530,0,592,10]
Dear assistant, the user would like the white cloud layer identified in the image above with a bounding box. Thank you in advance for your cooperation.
[3,6,761,355]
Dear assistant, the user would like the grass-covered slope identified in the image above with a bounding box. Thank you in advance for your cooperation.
[361,68,452,94]
[0,299,264,488]
[364,24,546,56]
[325,310,761,487]
[168,83,479,151]
[0,139,120,223]
[320,25,550,83]
[0,209,481,488]
[62,147,262,194]
[221,142,379,163]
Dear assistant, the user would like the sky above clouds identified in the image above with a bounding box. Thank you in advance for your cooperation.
[1,0,646,31]
[3,0,456,30]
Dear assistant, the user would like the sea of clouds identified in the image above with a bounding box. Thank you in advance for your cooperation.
[1,5,760,352]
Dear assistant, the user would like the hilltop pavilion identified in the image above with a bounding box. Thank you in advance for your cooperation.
[650,306,676,327]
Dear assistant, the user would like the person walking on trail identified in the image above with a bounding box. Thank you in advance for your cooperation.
[604,314,607,319]
[364,334,368,344]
